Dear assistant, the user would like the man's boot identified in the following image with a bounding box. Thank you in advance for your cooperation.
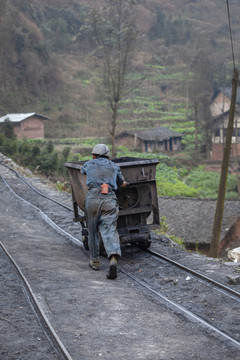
[89,258,100,270]
[107,255,117,279]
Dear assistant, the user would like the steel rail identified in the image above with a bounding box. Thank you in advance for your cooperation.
[147,248,240,299]
[1,165,240,348]
[0,173,83,360]
[1,162,240,299]
[0,174,83,248]
[0,240,74,360]
[0,161,73,212]
[119,268,240,349]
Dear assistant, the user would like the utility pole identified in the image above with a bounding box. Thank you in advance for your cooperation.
[209,68,239,257]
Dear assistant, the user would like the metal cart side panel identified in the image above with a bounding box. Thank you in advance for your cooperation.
[65,157,160,249]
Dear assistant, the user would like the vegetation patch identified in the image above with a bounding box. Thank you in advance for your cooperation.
[185,166,238,199]
[0,129,239,199]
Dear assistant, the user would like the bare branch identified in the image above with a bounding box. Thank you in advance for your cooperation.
[87,0,142,156]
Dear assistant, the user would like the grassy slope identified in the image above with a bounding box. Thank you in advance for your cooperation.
[2,0,240,142]
[36,0,240,139]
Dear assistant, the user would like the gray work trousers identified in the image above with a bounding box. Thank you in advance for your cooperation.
[84,189,122,260]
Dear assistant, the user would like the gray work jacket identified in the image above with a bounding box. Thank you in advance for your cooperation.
[80,157,124,191]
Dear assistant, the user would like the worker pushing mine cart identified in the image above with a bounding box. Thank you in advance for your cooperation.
[65,157,160,251]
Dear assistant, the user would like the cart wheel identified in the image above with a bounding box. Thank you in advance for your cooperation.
[82,235,89,250]
[138,239,151,249]
[118,187,140,209]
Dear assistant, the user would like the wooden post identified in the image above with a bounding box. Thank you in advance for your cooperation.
[209,68,239,257]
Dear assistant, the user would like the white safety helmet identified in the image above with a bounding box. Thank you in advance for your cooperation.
[91,143,110,158]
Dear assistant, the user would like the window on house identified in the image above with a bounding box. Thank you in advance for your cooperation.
[223,128,240,138]
[233,128,240,136]
[214,129,220,136]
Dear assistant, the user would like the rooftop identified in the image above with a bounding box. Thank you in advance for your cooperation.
[213,87,240,104]
[0,113,50,123]
[159,197,240,244]
[120,127,182,141]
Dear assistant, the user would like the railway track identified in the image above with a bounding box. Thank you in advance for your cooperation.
[0,241,74,360]
[120,250,240,346]
[1,161,240,353]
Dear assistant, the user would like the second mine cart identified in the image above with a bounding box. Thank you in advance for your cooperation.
[65,157,160,250]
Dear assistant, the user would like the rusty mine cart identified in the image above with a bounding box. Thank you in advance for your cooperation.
[65,157,160,251]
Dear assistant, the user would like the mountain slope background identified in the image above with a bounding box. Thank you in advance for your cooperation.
[0,0,239,139]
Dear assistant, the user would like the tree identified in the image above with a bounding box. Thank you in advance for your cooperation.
[88,0,143,156]
[1,118,15,138]
[0,0,21,57]
[0,0,9,56]
[189,50,213,158]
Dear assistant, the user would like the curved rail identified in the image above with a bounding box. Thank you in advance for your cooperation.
[147,248,240,299]
[0,240,74,360]
[0,171,83,359]
[0,161,73,212]
[1,163,240,349]
[119,267,240,348]
[0,173,83,248]
[3,161,239,299]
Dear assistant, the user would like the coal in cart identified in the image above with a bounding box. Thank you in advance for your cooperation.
[65,157,160,251]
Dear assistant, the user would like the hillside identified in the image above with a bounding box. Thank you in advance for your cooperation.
[0,0,239,140]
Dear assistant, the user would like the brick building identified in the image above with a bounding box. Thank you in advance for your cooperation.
[210,88,240,161]
[211,110,240,161]
[116,127,182,153]
[0,113,50,139]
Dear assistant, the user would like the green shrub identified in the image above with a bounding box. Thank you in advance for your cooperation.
[1,138,17,155]
[157,178,199,197]
[156,163,199,197]
[0,135,238,199]
[31,145,41,157]
[38,150,58,175]
[185,166,238,198]
[62,146,71,160]
[0,120,15,139]
[46,140,54,153]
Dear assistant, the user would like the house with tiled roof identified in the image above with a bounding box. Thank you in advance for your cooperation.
[210,87,240,161]
[210,87,240,118]
[211,109,240,161]
[116,127,182,153]
[159,196,240,255]
[0,113,50,139]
